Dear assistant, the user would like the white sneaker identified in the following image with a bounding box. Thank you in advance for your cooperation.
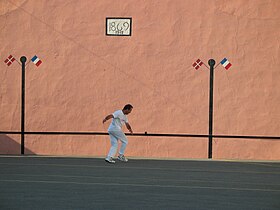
[105,157,115,164]
[117,155,128,162]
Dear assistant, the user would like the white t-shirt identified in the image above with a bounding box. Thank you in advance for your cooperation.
[108,110,128,131]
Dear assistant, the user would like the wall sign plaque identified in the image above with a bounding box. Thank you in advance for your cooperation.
[106,17,132,36]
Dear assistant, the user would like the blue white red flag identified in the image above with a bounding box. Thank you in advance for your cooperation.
[4,55,16,66]
[220,58,232,70]
[31,55,42,67]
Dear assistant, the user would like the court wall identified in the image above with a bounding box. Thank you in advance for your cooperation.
[0,0,279,160]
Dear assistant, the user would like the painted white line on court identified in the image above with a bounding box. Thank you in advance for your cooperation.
[1,155,280,163]
[243,162,280,169]
[0,179,279,192]
[0,162,279,175]
[1,173,279,186]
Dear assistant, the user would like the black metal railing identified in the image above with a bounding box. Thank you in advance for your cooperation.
[1,131,279,157]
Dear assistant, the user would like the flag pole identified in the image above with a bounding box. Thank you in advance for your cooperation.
[25,60,31,67]
[203,63,210,70]
[208,59,215,159]
[15,59,21,66]
[20,56,27,155]
[214,62,221,69]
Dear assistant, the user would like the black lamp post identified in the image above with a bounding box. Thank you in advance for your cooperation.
[20,56,27,155]
[208,59,215,159]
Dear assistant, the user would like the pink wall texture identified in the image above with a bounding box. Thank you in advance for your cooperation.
[0,0,279,160]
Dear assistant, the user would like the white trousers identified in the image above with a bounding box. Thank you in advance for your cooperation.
[107,130,128,158]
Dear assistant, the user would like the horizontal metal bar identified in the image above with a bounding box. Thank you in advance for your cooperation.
[0,131,21,134]
[211,135,280,140]
[0,131,279,140]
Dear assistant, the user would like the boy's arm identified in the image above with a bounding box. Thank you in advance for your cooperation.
[125,122,133,134]
[103,114,114,123]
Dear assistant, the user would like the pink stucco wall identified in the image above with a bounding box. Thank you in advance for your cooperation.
[0,0,279,160]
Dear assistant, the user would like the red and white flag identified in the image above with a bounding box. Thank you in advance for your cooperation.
[192,59,203,70]
[4,55,16,66]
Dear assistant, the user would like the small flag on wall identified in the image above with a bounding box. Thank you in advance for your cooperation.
[4,55,16,66]
[192,59,203,70]
[31,55,42,67]
[220,58,232,70]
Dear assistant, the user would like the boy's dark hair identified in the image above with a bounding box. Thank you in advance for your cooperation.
[123,104,133,110]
